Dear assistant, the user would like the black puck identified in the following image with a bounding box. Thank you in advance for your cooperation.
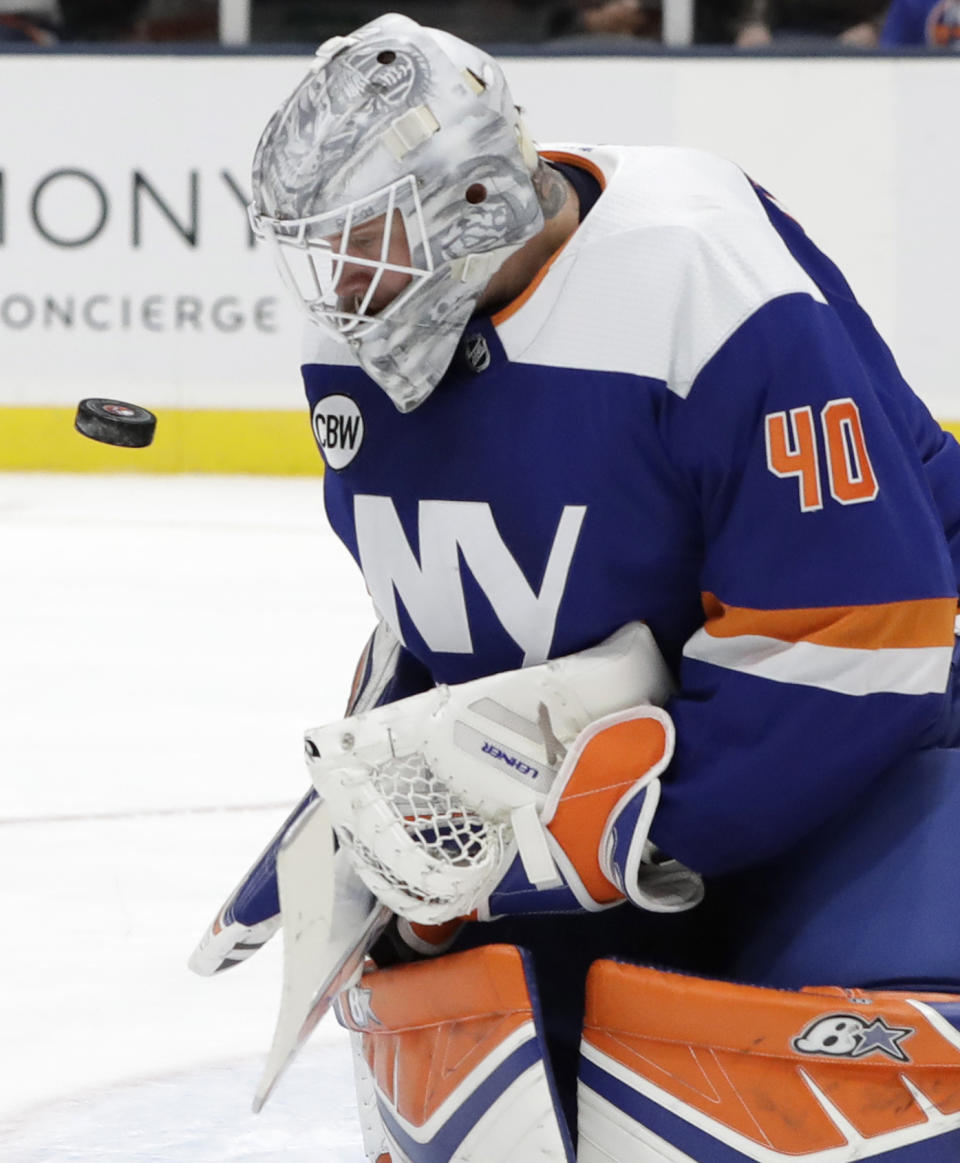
[75,398,157,448]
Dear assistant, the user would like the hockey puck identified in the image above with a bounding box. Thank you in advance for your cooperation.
[75,398,157,448]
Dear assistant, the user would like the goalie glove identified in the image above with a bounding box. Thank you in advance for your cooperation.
[304,623,703,925]
[483,704,703,918]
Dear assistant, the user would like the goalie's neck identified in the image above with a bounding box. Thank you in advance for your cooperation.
[475,164,580,317]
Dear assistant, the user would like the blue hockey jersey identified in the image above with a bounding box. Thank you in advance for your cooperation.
[881,0,960,45]
[301,145,960,881]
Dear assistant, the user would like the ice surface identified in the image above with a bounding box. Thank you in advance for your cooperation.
[0,473,372,1160]
[0,1051,361,1162]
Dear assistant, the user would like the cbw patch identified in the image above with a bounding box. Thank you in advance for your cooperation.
[312,394,364,470]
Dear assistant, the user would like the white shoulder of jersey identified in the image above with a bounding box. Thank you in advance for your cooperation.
[499,145,827,398]
[301,319,357,368]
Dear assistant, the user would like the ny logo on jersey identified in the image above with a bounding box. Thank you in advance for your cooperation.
[354,496,587,664]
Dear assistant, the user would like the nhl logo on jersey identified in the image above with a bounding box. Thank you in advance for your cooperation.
[312,394,364,470]
[463,332,491,374]
[792,1013,914,1063]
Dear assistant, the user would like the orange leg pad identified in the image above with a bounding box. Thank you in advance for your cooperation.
[578,960,960,1161]
[336,944,573,1162]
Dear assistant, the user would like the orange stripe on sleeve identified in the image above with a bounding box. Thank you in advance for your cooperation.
[701,593,957,651]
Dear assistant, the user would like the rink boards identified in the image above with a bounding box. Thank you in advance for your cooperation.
[1,50,958,473]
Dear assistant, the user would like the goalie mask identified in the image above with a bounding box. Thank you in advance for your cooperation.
[250,13,544,412]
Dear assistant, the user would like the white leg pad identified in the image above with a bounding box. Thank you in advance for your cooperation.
[349,1027,394,1163]
[578,1085,696,1163]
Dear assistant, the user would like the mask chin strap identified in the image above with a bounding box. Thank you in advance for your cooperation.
[449,243,522,286]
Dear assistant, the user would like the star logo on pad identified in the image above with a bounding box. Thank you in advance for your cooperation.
[793,1013,914,1063]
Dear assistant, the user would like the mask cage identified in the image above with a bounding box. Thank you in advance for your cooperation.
[249,175,435,338]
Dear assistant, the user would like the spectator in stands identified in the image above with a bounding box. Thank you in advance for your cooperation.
[562,0,660,38]
[249,0,661,45]
[880,0,960,45]
[0,4,56,41]
[59,0,149,40]
[0,0,150,42]
[697,0,889,44]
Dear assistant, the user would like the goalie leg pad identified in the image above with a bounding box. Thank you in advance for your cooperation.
[349,1027,395,1163]
[335,944,575,1162]
[578,960,960,1162]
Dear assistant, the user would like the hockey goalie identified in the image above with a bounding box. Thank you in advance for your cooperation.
[191,11,960,1162]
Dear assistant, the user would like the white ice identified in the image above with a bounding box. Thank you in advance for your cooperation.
[0,473,375,1161]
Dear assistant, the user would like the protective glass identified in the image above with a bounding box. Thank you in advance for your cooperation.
[248,175,434,337]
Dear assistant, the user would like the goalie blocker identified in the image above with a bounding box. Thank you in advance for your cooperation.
[339,948,960,1163]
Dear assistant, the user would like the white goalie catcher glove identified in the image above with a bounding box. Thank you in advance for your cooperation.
[304,623,704,925]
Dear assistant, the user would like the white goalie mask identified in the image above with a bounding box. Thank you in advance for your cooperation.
[250,13,544,412]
